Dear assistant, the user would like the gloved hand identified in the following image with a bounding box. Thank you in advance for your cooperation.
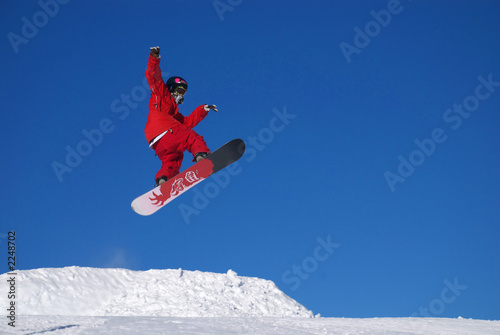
[205,104,218,112]
[150,46,160,58]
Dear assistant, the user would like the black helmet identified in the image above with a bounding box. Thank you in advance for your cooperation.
[166,76,188,95]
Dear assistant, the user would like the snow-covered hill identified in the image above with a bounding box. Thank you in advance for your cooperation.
[3,266,313,317]
[1,267,499,334]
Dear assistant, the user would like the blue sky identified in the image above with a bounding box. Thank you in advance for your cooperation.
[1,0,499,320]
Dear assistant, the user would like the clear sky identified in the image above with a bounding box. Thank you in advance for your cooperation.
[1,0,499,320]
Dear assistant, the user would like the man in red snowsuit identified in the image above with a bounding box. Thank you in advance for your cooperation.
[145,46,217,186]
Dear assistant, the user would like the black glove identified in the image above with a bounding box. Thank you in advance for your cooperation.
[204,104,218,112]
[150,46,160,58]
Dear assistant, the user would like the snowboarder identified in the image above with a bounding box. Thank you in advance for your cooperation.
[145,46,218,186]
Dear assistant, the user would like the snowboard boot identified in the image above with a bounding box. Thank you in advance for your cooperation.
[194,152,209,162]
[156,176,168,187]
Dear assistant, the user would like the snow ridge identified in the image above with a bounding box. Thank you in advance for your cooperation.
[5,266,313,318]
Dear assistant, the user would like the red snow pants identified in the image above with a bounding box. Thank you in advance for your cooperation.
[152,125,210,182]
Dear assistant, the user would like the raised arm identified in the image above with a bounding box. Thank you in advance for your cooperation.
[145,47,164,95]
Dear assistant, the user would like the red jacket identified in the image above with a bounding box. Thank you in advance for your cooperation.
[144,55,208,143]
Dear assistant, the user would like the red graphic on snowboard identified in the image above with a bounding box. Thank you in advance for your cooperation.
[149,159,215,207]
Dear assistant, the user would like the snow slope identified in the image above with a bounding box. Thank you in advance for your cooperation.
[2,315,500,335]
[3,266,313,317]
[1,267,499,334]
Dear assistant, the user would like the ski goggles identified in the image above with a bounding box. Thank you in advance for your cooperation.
[173,86,187,95]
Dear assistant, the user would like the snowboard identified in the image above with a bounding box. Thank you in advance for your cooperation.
[131,139,245,216]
